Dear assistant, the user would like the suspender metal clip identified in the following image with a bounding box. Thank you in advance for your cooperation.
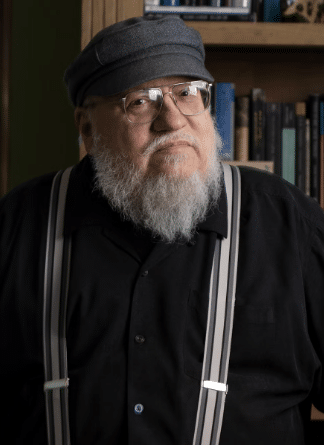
[44,378,70,391]
[203,380,228,394]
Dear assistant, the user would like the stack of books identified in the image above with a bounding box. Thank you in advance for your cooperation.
[144,0,255,21]
[144,0,283,22]
[210,83,324,208]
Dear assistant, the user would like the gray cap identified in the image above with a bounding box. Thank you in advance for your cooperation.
[64,15,214,107]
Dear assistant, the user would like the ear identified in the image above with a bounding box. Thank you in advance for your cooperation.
[74,107,93,154]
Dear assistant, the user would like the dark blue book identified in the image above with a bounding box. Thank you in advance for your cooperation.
[215,83,235,161]
[162,0,180,5]
[263,0,281,22]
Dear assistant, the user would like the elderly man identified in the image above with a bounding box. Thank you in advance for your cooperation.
[0,15,324,445]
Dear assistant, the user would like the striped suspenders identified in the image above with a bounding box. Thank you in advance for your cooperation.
[43,166,74,445]
[42,163,241,445]
[192,163,241,445]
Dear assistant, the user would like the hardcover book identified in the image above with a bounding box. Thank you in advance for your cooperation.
[295,102,307,194]
[250,88,266,161]
[214,83,235,161]
[307,94,320,202]
[265,102,282,176]
[235,96,250,161]
[320,99,324,209]
[281,103,296,186]
[305,118,311,197]
[263,0,281,22]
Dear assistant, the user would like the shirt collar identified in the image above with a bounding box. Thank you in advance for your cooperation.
[64,155,228,239]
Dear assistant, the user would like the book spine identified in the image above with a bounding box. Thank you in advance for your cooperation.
[265,102,282,176]
[162,0,180,5]
[145,0,161,5]
[305,118,311,196]
[250,88,266,161]
[215,82,235,161]
[231,0,248,5]
[235,96,250,161]
[295,102,306,194]
[320,100,324,210]
[281,103,296,185]
[263,0,281,22]
[307,94,320,202]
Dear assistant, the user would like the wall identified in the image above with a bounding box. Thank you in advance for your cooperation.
[8,0,81,191]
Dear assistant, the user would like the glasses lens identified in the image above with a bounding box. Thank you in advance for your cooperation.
[124,89,162,123]
[172,81,210,116]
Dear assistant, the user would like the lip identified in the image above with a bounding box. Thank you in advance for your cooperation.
[156,141,193,152]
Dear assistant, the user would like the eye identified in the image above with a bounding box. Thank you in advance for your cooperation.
[129,98,148,108]
[178,86,198,97]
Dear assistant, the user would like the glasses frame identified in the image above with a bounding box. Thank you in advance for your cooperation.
[84,80,213,125]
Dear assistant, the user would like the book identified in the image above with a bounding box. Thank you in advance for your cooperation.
[145,0,160,5]
[307,94,320,202]
[265,102,282,176]
[250,88,266,161]
[162,0,180,5]
[320,99,324,209]
[144,0,253,19]
[235,96,250,161]
[263,0,282,22]
[214,82,235,161]
[305,118,311,196]
[295,102,307,194]
[281,103,296,185]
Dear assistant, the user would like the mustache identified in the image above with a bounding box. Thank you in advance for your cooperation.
[142,132,200,158]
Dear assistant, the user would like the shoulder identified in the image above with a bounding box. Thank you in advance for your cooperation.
[236,166,324,231]
[0,171,57,220]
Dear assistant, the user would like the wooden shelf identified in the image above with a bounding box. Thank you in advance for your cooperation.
[188,22,324,47]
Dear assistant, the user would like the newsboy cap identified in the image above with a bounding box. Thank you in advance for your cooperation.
[64,15,214,107]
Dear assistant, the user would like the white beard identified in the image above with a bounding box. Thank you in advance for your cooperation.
[88,120,223,244]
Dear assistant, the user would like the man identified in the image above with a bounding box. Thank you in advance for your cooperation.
[0,15,323,445]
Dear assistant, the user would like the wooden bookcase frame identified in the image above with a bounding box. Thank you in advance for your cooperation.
[0,0,11,198]
[79,2,324,422]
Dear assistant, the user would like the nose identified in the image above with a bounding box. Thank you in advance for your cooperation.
[152,91,187,132]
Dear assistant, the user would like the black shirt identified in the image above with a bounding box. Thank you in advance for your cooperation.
[1,155,324,444]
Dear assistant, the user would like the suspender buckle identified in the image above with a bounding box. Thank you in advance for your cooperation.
[44,378,70,391]
[203,380,228,394]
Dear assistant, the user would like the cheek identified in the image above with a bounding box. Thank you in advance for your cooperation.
[117,123,152,169]
[195,116,215,159]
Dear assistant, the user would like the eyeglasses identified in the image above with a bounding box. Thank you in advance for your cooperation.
[85,80,212,124]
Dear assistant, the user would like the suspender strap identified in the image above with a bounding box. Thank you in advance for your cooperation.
[42,163,240,445]
[192,163,241,445]
[43,166,74,445]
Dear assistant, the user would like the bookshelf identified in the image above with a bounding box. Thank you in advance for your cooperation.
[80,0,324,424]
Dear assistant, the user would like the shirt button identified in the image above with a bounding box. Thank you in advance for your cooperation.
[134,403,144,415]
[141,270,149,277]
[135,335,145,344]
